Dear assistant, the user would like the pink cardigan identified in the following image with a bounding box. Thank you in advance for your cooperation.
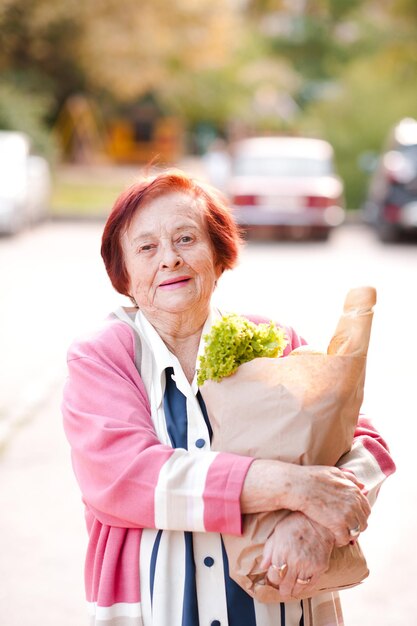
[62,313,396,611]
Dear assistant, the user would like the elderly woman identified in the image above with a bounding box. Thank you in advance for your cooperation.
[62,169,395,626]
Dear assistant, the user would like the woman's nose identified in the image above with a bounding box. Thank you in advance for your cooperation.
[159,244,183,269]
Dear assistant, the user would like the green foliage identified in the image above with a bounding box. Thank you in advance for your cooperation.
[197,314,287,386]
[1,0,417,169]
[0,1,85,114]
[159,66,250,128]
[299,55,417,208]
[265,0,364,86]
[51,179,120,217]
[50,162,138,216]
[0,81,58,159]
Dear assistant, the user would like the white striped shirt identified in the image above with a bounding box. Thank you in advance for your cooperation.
[136,310,343,626]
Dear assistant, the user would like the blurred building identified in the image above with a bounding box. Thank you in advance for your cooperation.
[54,94,184,165]
[107,98,183,165]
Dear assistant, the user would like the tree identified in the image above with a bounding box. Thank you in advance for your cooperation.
[1,0,416,167]
[0,0,86,112]
[297,0,417,208]
[0,0,253,138]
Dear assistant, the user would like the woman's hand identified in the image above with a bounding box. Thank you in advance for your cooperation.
[261,511,334,601]
[287,464,370,547]
[241,459,370,547]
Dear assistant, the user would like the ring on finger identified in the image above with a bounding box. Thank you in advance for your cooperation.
[349,524,361,538]
[296,576,312,585]
[271,563,288,578]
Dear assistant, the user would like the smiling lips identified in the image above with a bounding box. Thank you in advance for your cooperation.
[158,276,192,290]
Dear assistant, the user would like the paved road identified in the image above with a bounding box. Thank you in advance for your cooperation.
[0,221,416,624]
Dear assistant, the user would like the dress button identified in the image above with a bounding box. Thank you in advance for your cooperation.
[204,556,214,567]
[211,621,221,626]
[195,438,206,448]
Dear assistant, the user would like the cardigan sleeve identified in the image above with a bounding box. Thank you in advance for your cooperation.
[337,415,396,505]
[62,321,253,535]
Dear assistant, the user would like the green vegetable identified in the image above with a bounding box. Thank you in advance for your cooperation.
[197,314,288,386]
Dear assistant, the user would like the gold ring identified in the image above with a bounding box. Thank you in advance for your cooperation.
[271,563,288,578]
[296,577,312,585]
[349,524,361,538]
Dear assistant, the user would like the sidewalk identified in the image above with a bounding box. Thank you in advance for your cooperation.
[0,380,88,626]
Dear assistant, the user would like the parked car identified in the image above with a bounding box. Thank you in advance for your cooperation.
[363,118,417,242]
[0,130,51,235]
[226,136,345,240]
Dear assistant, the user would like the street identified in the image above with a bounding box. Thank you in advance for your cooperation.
[0,220,416,625]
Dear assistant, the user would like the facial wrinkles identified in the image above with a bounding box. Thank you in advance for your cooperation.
[128,221,194,294]
[122,193,218,315]
[128,202,202,253]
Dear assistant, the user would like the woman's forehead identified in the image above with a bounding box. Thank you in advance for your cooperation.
[126,191,207,238]
[137,191,204,221]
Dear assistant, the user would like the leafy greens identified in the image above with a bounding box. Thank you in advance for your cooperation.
[197,313,287,386]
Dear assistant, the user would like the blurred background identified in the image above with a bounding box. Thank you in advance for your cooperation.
[0,1,416,624]
[0,0,416,228]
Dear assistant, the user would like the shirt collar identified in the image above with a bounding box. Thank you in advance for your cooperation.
[134,306,222,407]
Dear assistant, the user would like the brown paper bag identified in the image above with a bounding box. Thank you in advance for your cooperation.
[200,287,376,602]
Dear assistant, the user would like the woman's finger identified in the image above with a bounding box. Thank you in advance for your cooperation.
[302,473,371,544]
[339,468,365,490]
[274,567,297,600]
[334,512,369,547]
[266,562,288,588]
[260,536,274,570]
[291,571,321,598]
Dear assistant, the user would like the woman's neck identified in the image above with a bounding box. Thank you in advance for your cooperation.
[142,308,209,383]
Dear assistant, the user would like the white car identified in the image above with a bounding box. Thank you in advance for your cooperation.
[0,131,51,235]
[228,136,345,240]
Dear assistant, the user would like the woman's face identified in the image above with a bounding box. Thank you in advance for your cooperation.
[121,191,222,320]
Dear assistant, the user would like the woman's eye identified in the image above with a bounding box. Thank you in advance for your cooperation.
[139,243,155,252]
[179,235,193,244]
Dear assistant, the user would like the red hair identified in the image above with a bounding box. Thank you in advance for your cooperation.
[101,169,242,298]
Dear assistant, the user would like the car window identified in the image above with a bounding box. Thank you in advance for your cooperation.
[233,155,334,177]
